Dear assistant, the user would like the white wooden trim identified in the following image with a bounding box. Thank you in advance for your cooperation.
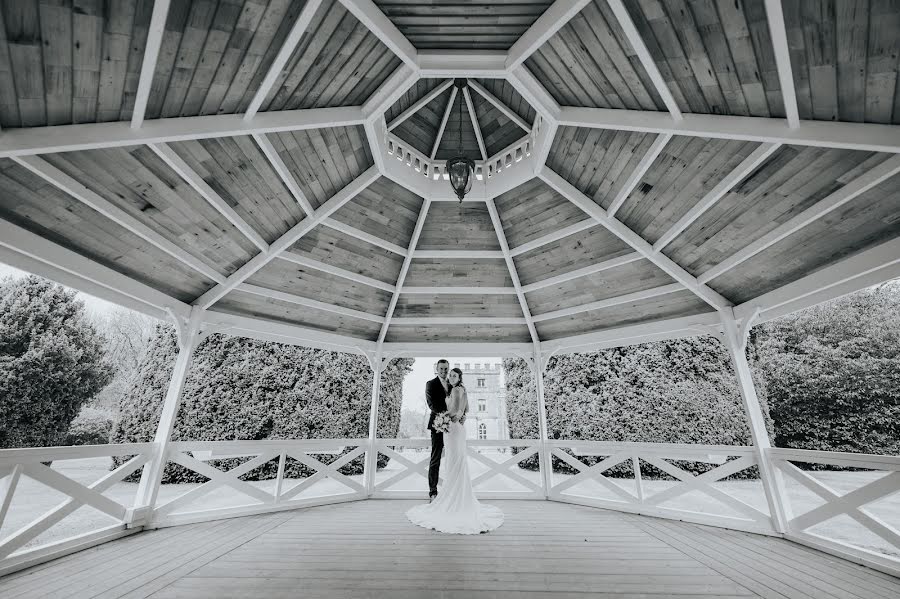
[278,252,396,293]
[400,286,517,295]
[322,218,408,256]
[764,0,799,128]
[338,0,418,69]
[0,107,366,158]
[238,283,385,323]
[148,143,269,251]
[532,352,553,499]
[19,463,127,521]
[505,0,592,71]
[412,249,504,259]
[506,66,561,122]
[699,154,900,283]
[509,219,596,257]
[486,197,541,344]
[0,526,139,578]
[431,87,457,159]
[417,50,508,78]
[363,350,383,496]
[244,0,324,120]
[11,155,226,284]
[252,133,315,216]
[194,166,380,309]
[463,87,487,160]
[362,66,418,122]
[607,133,673,218]
[531,283,683,322]
[130,0,170,128]
[379,342,533,356]
[558,106,900,153]
[204,310,376,353]
[391,316,527,325]
[521,252,643,293]
[387,79,454,131]
[653,142,781,251]
[605,0,683,120]
[0,465,22,530]
[467,78,531,133]
[539,167,731,310]
[378,199,432,343]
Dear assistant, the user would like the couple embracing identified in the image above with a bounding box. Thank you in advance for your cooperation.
[406,359,504,534]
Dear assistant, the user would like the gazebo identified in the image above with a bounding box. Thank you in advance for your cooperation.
[1,0,899,595]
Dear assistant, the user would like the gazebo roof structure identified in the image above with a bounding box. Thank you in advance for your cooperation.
[0,0,898,363]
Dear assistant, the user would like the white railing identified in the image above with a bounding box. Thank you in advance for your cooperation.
[548,441,774,534]
[484,136,532,179]
[768,447,900,574]
[0,443,154,576]
[372,438,545,500]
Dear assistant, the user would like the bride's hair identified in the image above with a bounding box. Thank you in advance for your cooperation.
[449,367,465,388]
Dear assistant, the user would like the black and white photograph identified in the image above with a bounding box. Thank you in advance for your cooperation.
[0,0,899,597]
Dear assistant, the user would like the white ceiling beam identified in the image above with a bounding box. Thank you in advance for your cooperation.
[391,317,527,326]
[194,166,380,309]
[606,0,683,120]
[431,87,457,159]
[607,133,672,218]
[558,107,900,154]
[467,79,531,133]
[278,252,396,293]
[12,155,226,284]
[238,283,385,324]
[486,197,541,345]
[539,167,731,310]
[252,133,315,216]
[506,0,592,71]
[130,0,170,129]
[0,107,365,158]
[653,142,782,251]
[0,218,190,321]
[463,87,487,161]
[362,66,418,123]
[531,283,684,323]
[379,342,533,357]
[521,252,643,294]
[321,218,409,256]
[378,200,432,344]
[387,79,454,131]
[413,250,504,259]
[417,50,508,78]
[507,66,561,123]
[700,154,900,284]
[764,0,800,128]
[508,219,596,257]
[244,0,323,121]
[148,143,269,252]
[338,0,418,70]
[400,287,518,295]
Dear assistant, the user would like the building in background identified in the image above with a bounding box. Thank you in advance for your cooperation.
[453,361,509,441]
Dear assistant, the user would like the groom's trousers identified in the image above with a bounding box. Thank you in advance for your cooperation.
[428,429,444,495]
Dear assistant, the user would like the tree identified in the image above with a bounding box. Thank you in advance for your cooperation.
[0,275,114,448]
[88,307,157,414]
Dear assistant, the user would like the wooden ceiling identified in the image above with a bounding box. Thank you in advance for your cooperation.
[0,0,898,351]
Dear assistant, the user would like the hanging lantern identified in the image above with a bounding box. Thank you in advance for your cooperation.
[446,79,475,202]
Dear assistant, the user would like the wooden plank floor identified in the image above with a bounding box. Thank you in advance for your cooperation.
[1,500,898,598]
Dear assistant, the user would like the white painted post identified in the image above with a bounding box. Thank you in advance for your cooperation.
[720,310,791,533]
[129,306,205,526]
[532,349,553,499]
[363,349,384,496]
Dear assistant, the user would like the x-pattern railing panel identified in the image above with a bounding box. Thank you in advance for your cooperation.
[279,446,367,501]
[373,443,439,492]
[468,446,541,493]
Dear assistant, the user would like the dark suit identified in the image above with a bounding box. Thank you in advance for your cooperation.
[425,376,449,496]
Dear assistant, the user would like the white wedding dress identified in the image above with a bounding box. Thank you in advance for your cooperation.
[406,390,504,534]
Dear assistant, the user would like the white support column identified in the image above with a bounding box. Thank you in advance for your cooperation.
[363,349,384,496]
[719,310,790,533]
[130,306,205,525]
[531,350,553,499]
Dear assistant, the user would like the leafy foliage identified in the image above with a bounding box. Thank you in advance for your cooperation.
[66,407,114,446]
[0,276,114,449]
[112,326,412,482]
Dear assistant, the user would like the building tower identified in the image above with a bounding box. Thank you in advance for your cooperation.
[453,361,509,441]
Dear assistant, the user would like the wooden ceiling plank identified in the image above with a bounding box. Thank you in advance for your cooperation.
[431,86,457,159]
[252,133,315,216]
[699,154,900,284]
[521,252,643,294]
[322,218,408,256]
[607,133,673,217]
[463,87,487,160]
[509,218,595,257]
[605,0,683,120]
[467,79,531,132]
[652,142,782,251]
[238,283,385,324]
[763,0,799,128]
[391,317,527,326]
[506,0,592,71]
[531,282,684,322]
[338,0,417,69]
[401,286,518,296]
[148,142,269,252]
[388,78,454,131]
[11,154,226,284]
[131,0,171,129]
[413,250,504,259]
[278,252,396,294]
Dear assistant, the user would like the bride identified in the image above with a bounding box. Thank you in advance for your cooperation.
[406,367,504,534]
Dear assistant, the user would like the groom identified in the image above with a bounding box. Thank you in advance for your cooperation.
[425,359,452,501]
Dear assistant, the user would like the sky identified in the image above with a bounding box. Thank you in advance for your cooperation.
[0,262,124,319]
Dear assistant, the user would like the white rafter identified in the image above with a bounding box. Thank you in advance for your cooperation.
[378,200,432,344]
[531,283,684,323]
[509,219,596,257]
[413,250,504,259]
[539,167,730,310]
[194,166,380,309]
[392,316,527,326]
[388,79,454,131]
[244,0,324,121]
[148,143,269,252]
[606,0,682,120]
[278,253,396,293]
[521,252,643,294]
[700,154,900,284]
[607,133,672,218]
[764,0,800,128]
[467,79,531,133]
[485,198,540,345]
[11,155,226,284]
[505,0,592,71]
[652,142,782,251]
[252,133,315,216]
[130,0,170,129]
[463,87,487,161]
[338,0,418,69]
[431,87,457,159]
[238,283,385,324]
[322,218,408,256]
[417,50,507,78]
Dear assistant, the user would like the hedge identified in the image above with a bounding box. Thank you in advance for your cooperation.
[66,407,113,446]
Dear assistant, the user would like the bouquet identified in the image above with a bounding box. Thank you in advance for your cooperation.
[432,411,452,433]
